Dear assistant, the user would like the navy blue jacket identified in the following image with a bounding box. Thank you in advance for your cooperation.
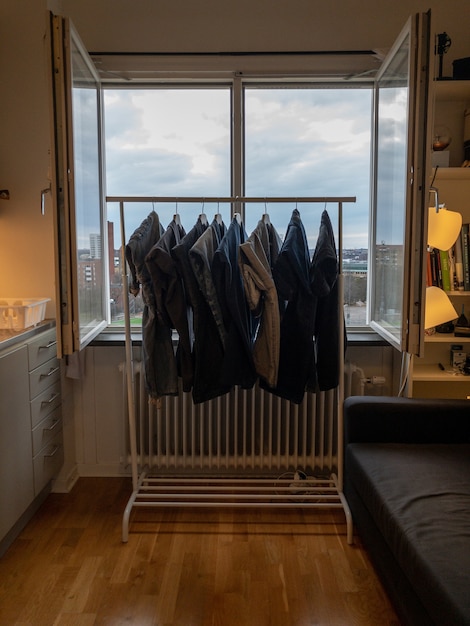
[173,217,232,403]
[212,216,257,390]
[125,212,164,402]
[307,210,343,392]
[263,209,315,404]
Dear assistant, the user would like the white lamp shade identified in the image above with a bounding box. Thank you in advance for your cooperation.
[428,206,462,250]
[425,286,458,329]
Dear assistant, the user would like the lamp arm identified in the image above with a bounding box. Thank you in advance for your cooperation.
[429,187,439,213]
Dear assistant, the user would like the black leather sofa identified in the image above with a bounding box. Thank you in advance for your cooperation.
[343,396,470,626]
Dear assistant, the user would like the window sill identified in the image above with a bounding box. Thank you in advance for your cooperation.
[90,329,388,348]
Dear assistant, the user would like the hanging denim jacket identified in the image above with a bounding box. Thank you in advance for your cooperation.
[212,216,257,390]
[188,218,233,401]
[307,210,343,392]
[173,216,231,403]
[262,209,315,404]
[125,212,164,402]
[145,219,187,397]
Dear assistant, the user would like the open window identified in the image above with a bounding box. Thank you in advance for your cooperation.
[48,13,107,357]
[47,10,432,358]
[369,12,432,356]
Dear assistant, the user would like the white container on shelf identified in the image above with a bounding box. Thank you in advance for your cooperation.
[0,298,50,330]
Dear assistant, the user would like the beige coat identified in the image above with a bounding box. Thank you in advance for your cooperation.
[238,219,283,387]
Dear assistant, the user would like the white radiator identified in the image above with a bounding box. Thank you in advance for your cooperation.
[121,361,340,476]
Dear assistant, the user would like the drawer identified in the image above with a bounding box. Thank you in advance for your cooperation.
[31,406,62,456]
[27,329,58,371]
[29,357,61,399]
[33,429,63,495]
[30,381,61,428]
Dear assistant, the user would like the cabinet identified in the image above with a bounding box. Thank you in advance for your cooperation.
[0,344,34,542]
[0,326,63,555]
[28,328,63,495]
[410,78,470,398]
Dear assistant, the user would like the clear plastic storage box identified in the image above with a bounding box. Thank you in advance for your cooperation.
[0,298,50,330]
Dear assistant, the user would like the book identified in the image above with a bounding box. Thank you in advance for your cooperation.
[454,235,465,291]
[439,249,452,292]
[461,223,470,291]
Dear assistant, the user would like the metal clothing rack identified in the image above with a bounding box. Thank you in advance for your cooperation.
[110,195,356,544]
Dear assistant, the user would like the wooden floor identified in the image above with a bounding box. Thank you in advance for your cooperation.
[0,477,401,626]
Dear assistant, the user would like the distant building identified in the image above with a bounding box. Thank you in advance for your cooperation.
[90,233,102,259]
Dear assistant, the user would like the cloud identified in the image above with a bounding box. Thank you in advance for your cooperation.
[103,86,373,249]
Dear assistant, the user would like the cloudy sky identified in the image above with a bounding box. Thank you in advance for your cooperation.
[102,86,373,251]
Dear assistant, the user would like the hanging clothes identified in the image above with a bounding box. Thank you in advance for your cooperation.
[306,209,344,392]
[188,217,233,401]
[125,211,164,401]
[145,219,187,397]
[238,218,283,387]
[189,219,228,349]
[173,216,230,403]
[262,208,314,404]
[212,215,257,390]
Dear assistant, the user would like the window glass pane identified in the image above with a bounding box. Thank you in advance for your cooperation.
[371,34,410,347]
[244,86,372,326]
[103,88,231,326]
[71,34,106,344]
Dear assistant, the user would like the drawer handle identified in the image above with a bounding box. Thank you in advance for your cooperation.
[39,340,57,350]
[41,392,60,406]
[44,419,60,432]
[40,366,60,379]
[44,445,60,458]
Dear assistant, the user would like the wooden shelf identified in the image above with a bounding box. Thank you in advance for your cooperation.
[413,363,470,381]
[425,333,470,343]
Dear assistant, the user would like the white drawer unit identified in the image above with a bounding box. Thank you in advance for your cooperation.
[27,328,58,370]
[32,429,64,496]
[0,324,63,555]
[28,357,61,399]
[27,327,63,496]
[31,406,62,457]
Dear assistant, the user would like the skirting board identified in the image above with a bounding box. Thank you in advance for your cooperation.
[51,466,80,493]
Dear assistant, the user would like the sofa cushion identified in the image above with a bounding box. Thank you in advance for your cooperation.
[346,443,470,626]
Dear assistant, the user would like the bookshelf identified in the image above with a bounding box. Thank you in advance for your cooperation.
[410,81,470,398]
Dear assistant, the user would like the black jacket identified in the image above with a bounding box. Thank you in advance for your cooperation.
[173,216,232,403]
[264,209,314,404]
[145,219,186,396]
[212,216,257,390]
[125,212,164,401]
[307,209,343,392]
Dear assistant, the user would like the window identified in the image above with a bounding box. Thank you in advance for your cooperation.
[103,82,372,328]
[50,11,431,355]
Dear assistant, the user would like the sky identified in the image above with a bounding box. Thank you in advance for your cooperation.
[102,86,373,251]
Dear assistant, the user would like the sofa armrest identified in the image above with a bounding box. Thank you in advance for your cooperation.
[344,396,470,445]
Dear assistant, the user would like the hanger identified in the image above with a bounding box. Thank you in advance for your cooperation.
[173,200,181,226]
[199,201,208,226]
[214,201,223,225]
[233,212,242,225]
[262,199,271,225]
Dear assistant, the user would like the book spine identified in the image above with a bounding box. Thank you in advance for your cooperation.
[461,224,470,291]
[439,249,452,292]
[454,234,465,291]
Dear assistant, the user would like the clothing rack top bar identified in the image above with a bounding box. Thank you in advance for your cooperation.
[107,195,356,204]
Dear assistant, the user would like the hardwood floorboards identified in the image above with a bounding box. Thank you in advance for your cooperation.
[0,477,401,626]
